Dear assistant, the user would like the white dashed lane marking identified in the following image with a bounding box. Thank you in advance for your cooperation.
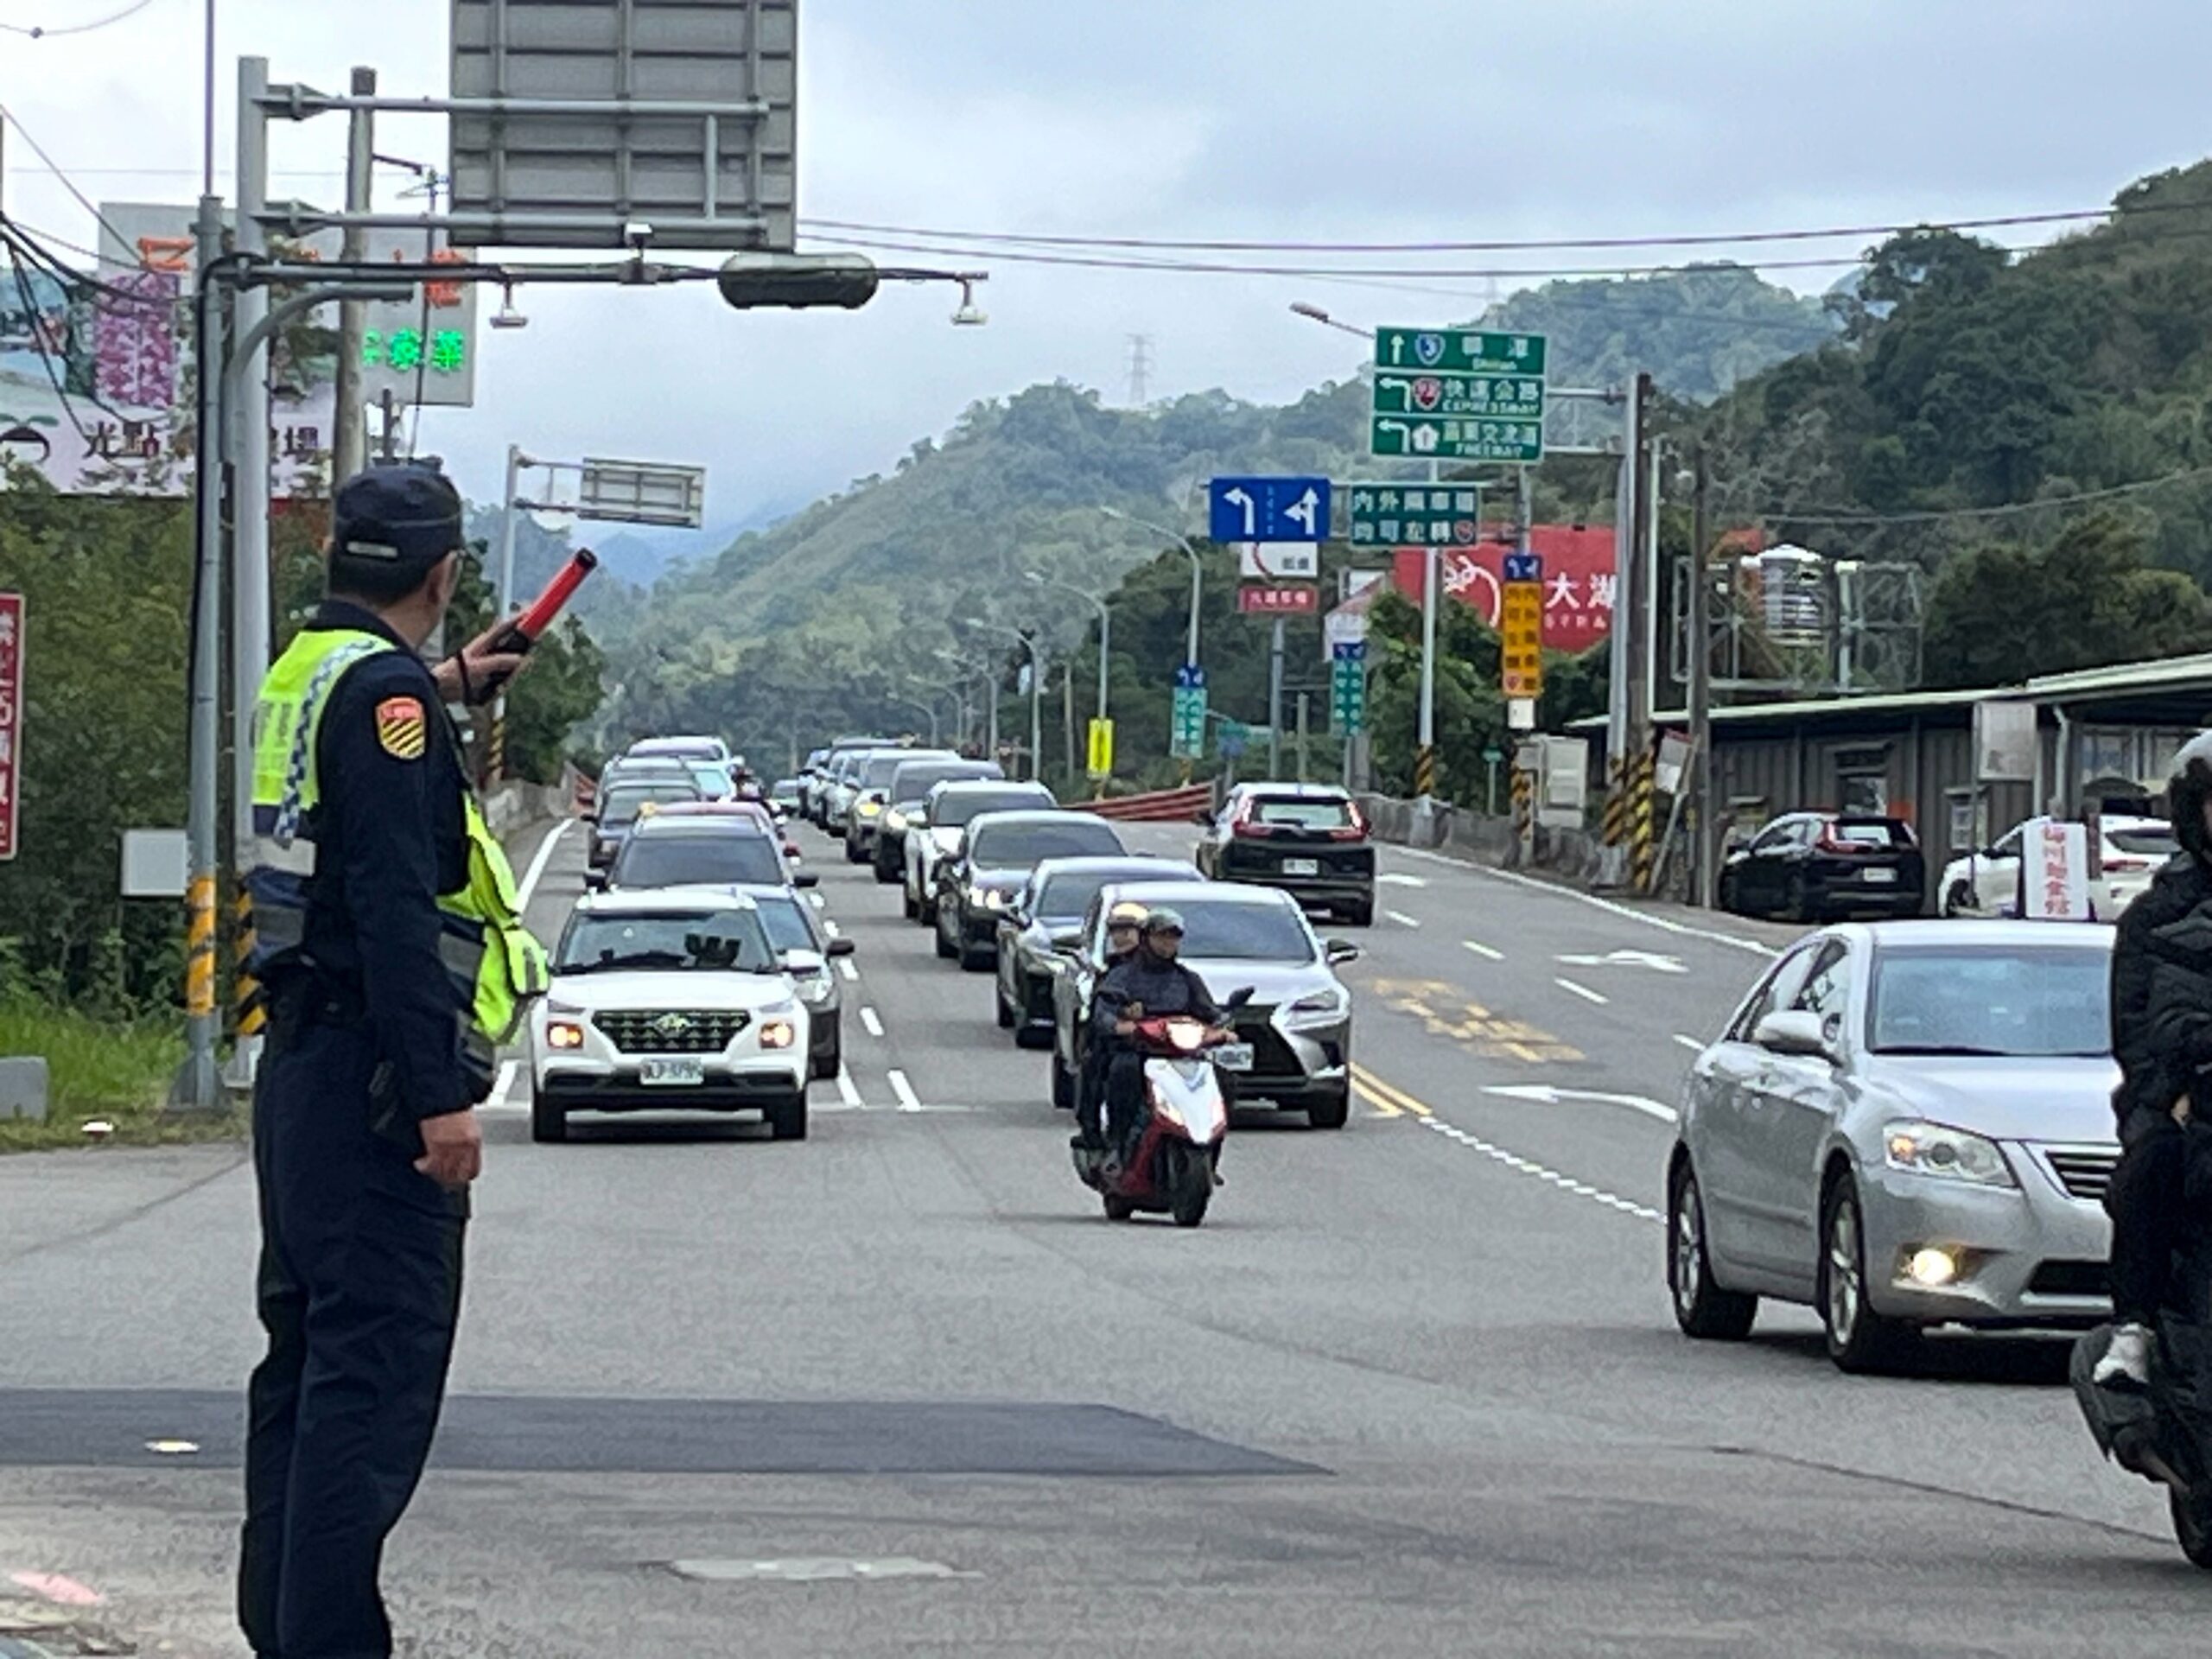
[835,1067,864,1109]
[859,1007,884,1039]
[1384,909,1422,929]
[1553,976,1609,1007]
[1673,1033,1706,1052]
[887,1069,924,1113]
[1462,938,1503,962]
[837,957,860,983]
[1421,1118,1662,1224]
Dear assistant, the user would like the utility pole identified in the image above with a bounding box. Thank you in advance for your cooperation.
[1414,457,1442,835]
[232,55,274,877]
[1688,446,1715,908]
[1268,617,1286,778]
[330,67,376,480]
[1061,659,1076,786]
[1624,371,1655,763]
[1295,691,1310,783]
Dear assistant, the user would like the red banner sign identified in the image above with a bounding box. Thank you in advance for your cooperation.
[1238,583,1319,616]
[1392,525,1618,650]
[0,593,21,861]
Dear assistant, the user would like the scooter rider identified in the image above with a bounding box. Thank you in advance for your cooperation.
[2098,732,2212,1388]
[1074,900,1149,1150]
[1092,906,1225,1160]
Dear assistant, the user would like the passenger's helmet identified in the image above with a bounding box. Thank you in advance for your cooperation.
[1106,899,1147,929]
[2171,731,2212,861]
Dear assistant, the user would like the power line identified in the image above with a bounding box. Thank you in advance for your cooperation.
[0,105,134,260]
[0,0,158,37]
[803,204,2158,257]
[1764,463,2212,527]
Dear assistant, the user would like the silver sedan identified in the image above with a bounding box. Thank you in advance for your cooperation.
[1666,920,2119,1372]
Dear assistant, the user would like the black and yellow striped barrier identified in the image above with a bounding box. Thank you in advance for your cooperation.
[1414,744,1437,798]
[1510,759,1534,841]
[185,874,217,1024]
[232,889,265,1038]
[1629,751,1657,893]
[1602,754,1628,846]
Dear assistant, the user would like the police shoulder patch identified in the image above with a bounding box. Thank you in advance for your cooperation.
[374,696,428,760]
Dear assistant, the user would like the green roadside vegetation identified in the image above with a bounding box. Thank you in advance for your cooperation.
[0,992,238,1152]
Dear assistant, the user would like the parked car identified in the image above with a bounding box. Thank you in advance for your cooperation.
[932,810,1126,970]
[1667,920,2118,1371]
[843,747,958,865]
[1939,814,2176,919]
[994,855,1202,1046]
[588,776,706,874]
[873,757,1005,885]
[1050,880,1360,1129]
[599,813,815,893]
[529,886,811,1143]
[735,881,853,1081]
[1718,812,1925,923]
[905,779,1057,925]
[1195,782,1376,926]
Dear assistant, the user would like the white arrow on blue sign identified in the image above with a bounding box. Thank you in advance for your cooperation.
[1503,551,1542,583]
[1175,663,1207,691]
[1209,476,1332,543]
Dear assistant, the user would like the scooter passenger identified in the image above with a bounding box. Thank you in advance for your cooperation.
[1074,901,1150,1150]
[1092,907,1225,1162]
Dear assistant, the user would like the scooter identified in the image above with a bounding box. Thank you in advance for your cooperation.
[2073,1238,2212,1567]
[1071,1001,1252,1230]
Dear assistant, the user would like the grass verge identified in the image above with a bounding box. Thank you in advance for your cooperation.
[0,996,245,1153]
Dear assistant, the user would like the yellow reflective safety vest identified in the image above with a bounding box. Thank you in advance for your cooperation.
[245,626,549,1065]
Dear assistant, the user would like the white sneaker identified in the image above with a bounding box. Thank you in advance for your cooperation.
[2094,1322,2152,1390]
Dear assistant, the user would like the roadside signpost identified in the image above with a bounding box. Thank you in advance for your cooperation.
[1501,550,1545,702]
[1344,481,1480,548]
[0,593,19,861]
[1370,327,1548,462]
[1171,664,1208,760]
[1237,543,1320,580]
[1086,716,1116,780]
[1210,476,1331,544]
[1238,584,1319,615]
[1331,640,1367,735]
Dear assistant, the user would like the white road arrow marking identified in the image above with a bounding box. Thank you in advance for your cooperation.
[1554,949,1688,974]
[1482,1083,1678,1126]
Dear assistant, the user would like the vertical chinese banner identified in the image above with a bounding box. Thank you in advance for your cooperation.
[0,592,22,861]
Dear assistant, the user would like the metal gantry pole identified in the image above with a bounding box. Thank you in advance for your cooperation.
[174,193,228,1112]
[331,67,377,480]
[1688,447,1715,908]
[1414,454,1442,828]
[1268,616,1286,778]
[232,55,273,867]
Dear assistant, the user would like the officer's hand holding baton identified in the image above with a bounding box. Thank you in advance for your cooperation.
[416,1108,484,1189]
[434,623,531,709]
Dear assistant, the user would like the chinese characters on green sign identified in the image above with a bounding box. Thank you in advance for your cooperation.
[361,329,468,375]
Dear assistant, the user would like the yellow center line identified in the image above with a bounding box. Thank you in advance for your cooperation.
[1349,1062,1433,1118]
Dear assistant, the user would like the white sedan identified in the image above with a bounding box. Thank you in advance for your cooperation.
[529,886,811,1144]
[1938,814,2174,919]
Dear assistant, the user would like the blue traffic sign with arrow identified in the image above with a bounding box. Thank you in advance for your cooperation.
[1209,476,1331,543]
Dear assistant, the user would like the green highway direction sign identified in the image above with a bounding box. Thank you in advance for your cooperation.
[1171,665,1208,760]
[1330,640,1367,734]
[1370,327,1548,463]
[1344,481,1481,548]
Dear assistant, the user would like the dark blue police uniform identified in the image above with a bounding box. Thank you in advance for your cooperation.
[238,471,485,1659]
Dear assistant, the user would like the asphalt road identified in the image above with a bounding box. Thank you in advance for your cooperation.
[3,813,2209,1657]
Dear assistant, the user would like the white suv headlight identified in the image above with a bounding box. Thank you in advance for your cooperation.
[1882,1121,2016,1187]
[1281,987,1349,1029]
[760,1019,798,1051]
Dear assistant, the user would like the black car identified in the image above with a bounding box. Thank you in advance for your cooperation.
[588,776,705,874]
[1718,812,1925,923]
[1195,783,1376,926]
[906,780,1058,924]
[994,855,1201,1046]
[737,881,854,1081]
[932,810,1127,970]
[872,757,1005,885]
[844,747,959,865]
[599,817,817,893]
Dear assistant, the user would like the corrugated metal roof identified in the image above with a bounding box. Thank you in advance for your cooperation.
[2025,653,2212,698]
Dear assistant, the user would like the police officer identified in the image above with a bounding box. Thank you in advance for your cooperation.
[237,463,546,1659]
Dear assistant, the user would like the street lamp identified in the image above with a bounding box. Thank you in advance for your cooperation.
[891,694,939,747]
[1024,571,1110,728]
[933,649,996,756]
[969,622,1045,784]
[1099,505,1203,675]
[1290,298,1443,830]
[909,674,969,750]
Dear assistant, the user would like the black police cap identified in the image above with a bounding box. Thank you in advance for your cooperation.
[330,462,464,569]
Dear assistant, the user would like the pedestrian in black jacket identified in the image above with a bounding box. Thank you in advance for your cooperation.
[2099,734,2212,1387]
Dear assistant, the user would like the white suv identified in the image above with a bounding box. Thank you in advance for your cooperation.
[1939,813,2176,919]
[530,887,811,1143]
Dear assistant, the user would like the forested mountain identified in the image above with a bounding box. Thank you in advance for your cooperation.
[592,264,1832,759]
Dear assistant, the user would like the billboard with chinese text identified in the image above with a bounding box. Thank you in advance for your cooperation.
[1390,525,1618,652]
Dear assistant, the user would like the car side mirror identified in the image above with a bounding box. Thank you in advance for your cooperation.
[582,868,607,893]
[1224,986,1256,1010]
[1753,1009,1830,1060]
[792,871,819,889]
[1325,939,1362,966]
[827,937,856,958]
[582,811,600,828]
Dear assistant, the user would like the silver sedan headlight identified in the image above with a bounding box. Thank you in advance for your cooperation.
[1882,1120,2016,1187]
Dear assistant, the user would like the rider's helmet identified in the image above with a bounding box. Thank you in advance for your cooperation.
[2171,731,2212,862]
[1106,899,1147,930]
[1141,906,1186,938]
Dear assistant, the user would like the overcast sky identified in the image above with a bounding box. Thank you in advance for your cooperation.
[5,0,2211,527]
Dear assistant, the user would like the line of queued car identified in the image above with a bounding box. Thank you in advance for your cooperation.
[793,738,1374,1129]
[528,733,849,1146]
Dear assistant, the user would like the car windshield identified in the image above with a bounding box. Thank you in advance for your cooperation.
[936,790,1052,829]
[1138,899,1315,963]
[1249,797,1357,830]
[893,766,994,809]
[556,908,777,974]
[747,893,818,956]
[1035,868,1154,924]
[1830,819,1910,848]
[861,753,931,789]
[687,764,731,794]
[1867,945,2111,1058]
[970,821,1123,868]
[613,832,785,888]
[601,781,703,824]
[2109,824,2177,856]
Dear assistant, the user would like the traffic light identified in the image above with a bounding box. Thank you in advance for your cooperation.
[716,252,880,311]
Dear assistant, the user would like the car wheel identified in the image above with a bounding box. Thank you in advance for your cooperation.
[1820,1176,1916,1373]
[995,980,1016,1028]
[529,1077,568,1145]
[1784,871,1814,924]
[960,939,995,973]
[902,877,920,920]
[1942,880,1976,918]
[1103,1194,1138,1223]
[767,1093,809,1141]
[919,892,939,926]
[1051,1048,1077,1110]
[934,912,957,959]
[874,855,898,886]
[1344,898,1375,928]
[1667,1160,1758,1339]
[2170,1490,2212,1570]
[811,1041,841,1082]
[1306,1085,1351,1130]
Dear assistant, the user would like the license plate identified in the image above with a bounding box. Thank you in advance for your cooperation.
[1861,868,1898,885]
[1212,1043,1254,1073]
[639,1057,706,1086]
[1281,858,1319,877]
